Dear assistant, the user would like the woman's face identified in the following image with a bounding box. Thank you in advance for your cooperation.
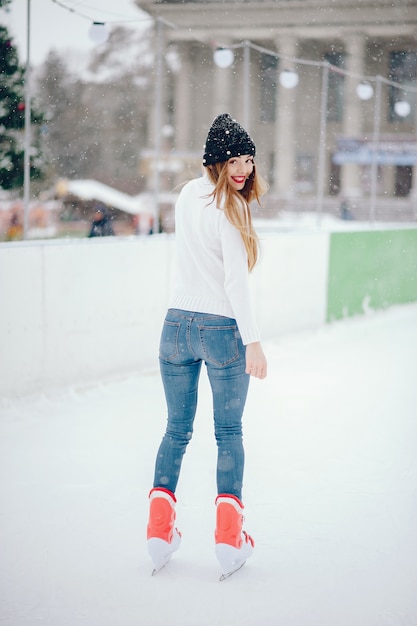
[226,155,254,191]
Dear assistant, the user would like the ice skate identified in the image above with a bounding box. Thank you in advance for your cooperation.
[215,494,254,580]
[147,488,181,575]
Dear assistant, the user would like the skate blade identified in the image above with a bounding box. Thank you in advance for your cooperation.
[151,562,168,576]
[151,556,173,577]
[219,561,246,581]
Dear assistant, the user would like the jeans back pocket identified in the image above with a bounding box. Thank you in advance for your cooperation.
[159,320,181,361]
[198,325,239,366]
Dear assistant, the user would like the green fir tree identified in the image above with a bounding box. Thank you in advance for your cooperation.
[0,0,45,190]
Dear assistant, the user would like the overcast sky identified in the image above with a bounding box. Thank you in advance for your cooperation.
[2,0,151,67]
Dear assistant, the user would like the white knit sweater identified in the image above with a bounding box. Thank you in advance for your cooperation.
[168,174,261,345]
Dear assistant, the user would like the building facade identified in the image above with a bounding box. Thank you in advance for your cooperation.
[136,0,417,217]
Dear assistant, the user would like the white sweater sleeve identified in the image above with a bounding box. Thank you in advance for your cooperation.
[219,214,261,345]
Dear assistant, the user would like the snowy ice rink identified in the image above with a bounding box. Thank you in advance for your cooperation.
[1,303,416,626]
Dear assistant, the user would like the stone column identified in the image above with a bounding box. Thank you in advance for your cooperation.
[173,42,192,152]
[274,36,298,198]
[341,33,367,198]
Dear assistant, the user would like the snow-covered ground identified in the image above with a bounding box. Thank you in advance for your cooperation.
[1,303,416,626]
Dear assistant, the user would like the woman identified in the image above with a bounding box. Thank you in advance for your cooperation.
[147,113,268,579]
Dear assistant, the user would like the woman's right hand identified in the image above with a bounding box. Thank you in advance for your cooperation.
[245,342,267,379]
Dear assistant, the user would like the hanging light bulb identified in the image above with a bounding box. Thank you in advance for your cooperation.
[88,22,109,44]
[213,48,234,69]
[394,100,411,117]
[356,82,374,101]
[279,69,299,89]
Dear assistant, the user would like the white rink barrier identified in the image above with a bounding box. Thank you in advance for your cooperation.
[0,232,329,396]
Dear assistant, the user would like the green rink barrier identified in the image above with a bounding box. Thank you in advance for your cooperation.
[327,229,417,322]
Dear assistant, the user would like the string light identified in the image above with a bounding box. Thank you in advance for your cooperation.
[279,69,299,89]
[213,48,234,69]
[356,82,374,101]
[395,101,411,117]
[88,21,109,44]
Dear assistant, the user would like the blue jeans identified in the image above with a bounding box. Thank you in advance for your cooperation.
[153,309,250,500]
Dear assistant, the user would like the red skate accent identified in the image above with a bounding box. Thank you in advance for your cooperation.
[147,489,177,543]
[215,496,245,549]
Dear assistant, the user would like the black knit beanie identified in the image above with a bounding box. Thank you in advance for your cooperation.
[202,113,256,166]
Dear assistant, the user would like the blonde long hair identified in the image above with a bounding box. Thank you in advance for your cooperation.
[205,161,268,272]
